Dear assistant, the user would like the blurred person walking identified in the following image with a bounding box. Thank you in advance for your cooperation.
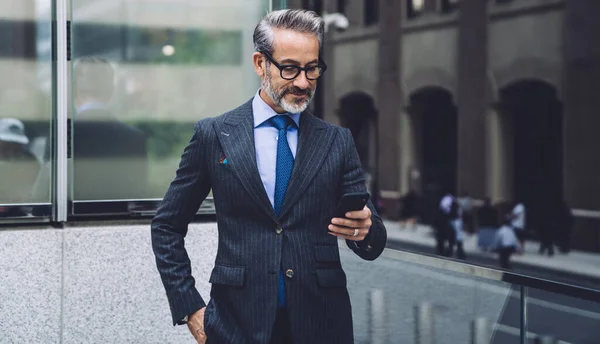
[476,197,498,251]
[492,219,521,269]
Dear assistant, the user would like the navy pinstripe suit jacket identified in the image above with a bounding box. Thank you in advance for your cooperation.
[151,99,387,344]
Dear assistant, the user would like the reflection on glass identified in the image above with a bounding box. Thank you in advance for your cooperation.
[340,250,517,343]
[71,57,148,201]
[70,0,270,205]
[0,0,52,217]
[525,288,600,343]
[319,0,600,289]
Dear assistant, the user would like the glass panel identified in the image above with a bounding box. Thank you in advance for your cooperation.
[525,288,600,343]
[69,0,271,214]
[0,0,53,218]
[326,0,600,289]
[341,249,519,343]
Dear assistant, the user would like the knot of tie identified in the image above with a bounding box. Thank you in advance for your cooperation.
[269,115,294,131]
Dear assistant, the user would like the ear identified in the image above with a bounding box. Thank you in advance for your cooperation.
[252,52,266,77]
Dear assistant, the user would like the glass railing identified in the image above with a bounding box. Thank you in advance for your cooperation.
[341,246,600,343]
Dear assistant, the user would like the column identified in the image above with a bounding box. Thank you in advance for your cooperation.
[456,0,488,198]
[486,106,513,203]
[399,110,419,195]
[377,0,402,214]
[322,20,339,125]
[563,0,600,251]
[563,0,600,211]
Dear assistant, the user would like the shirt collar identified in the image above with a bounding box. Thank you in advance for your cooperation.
[252,89,301,129]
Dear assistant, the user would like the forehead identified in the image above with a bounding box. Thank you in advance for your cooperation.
[271,28,319,61]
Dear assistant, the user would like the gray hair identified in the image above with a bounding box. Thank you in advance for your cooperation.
[253,9,324,55]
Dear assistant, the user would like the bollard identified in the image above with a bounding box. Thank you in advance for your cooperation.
[414,303,434,344]
[470,317,489,344]
[369,288,387,344]
[534,336,558,344]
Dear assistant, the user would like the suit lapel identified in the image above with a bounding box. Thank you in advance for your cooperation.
[213,100,278,223]
[278,112,337,219]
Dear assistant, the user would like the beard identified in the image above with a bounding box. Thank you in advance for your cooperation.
[262,68,315,114]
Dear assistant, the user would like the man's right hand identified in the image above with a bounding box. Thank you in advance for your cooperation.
[187,307,207,344]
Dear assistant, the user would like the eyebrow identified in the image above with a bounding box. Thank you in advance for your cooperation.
[279,58,319,66]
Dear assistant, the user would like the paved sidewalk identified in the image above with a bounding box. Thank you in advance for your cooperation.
[384,220,600,280]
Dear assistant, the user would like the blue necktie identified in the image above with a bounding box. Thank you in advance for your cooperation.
[270,115,295,308]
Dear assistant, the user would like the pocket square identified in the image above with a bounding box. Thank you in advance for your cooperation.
[219,156,228,164]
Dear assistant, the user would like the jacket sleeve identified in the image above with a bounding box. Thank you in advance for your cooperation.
[339,127,387,261]
[151,119,212,325]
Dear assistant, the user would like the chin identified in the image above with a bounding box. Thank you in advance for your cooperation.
[281,100,309,114]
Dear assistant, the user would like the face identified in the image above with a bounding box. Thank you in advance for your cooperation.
[253,29,320,114]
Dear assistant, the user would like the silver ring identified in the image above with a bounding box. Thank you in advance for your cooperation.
[352,229,359,237]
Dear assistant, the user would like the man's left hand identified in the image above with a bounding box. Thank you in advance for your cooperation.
[328,206,372,241]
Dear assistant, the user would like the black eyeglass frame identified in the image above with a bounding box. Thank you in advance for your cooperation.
[259,50,328,81]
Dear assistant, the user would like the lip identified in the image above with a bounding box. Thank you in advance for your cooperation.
[289,93,307,99]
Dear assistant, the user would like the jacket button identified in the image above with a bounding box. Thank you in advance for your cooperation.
[275,226,283,234]
[285,269,294,278]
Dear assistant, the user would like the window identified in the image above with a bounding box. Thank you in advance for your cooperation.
[66,0,268,215]
[365,0,380,26]
[442,0,459,13]
[302,0,322,13]
[0,4,53,218]
[337,0,347,14]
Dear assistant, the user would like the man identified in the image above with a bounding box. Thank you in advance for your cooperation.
[510,200,526,250]
[439,192,465,259]
[151,9,387,344]
[492,218,521,269]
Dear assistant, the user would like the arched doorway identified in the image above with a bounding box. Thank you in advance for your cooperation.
[338,91,378,199]
[407,87,458,224]
[499,80,563,232]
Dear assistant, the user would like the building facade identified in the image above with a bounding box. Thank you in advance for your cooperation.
[293,0,600,252]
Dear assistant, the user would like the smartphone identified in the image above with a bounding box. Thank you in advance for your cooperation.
[334,192,370,218]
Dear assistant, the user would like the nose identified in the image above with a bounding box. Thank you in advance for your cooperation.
[293,72,310,89]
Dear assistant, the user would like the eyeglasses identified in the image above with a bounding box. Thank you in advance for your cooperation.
[260,51,327,81]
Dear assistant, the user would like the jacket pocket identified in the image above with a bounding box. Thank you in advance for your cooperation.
[314,245,341,263]
[209,264,246,287]
[316,268,347,288]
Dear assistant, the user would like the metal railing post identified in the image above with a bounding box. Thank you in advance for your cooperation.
[414,303,434,344]
[520,286,528,344]
[369,288,386,344]
[534,336,558,344]
[471,317,489,344]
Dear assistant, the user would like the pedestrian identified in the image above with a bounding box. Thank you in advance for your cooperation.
[151,9,387,344]
[476,197,498,251]
[439,192,466,259]
[400,189,419,229]
[493,219,521,269]
[458,191,474,233]
[510,200,526,251]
